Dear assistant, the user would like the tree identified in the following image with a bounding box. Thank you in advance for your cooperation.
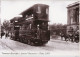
[49,23,67,35]
[49,23,57,30]
[2,20,11,33]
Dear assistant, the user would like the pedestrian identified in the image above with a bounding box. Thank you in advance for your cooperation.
[60,32,64,40]
[5,33,8,38]
[1,32,5,39]
[1,33,3,38]
[74,31,79,43]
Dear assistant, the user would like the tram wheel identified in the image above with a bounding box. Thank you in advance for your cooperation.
[30,42,34,46]
[75,40,79,43]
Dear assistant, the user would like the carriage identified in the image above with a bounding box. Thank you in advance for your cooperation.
[60,27,79,43]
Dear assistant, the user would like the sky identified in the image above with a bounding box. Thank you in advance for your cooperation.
[1,0,78,24]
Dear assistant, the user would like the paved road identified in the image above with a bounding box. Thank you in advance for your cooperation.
[0,36,79,52]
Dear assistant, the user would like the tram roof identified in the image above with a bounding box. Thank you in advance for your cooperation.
[10,17,22,23]
[20,4,49,15]
[10,4,49,22]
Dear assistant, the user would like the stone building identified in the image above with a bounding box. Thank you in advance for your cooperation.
[0,1,1,37]
[67,1,79,34]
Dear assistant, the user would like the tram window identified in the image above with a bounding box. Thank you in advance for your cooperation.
[37,24,39,29]
[42,22,48,26]
[46,8,48,14]
[37,6,41,13]
[76,26,79,30]
[30,24,31,29]
[20,26,22,30]
[21,25,26,30]
[14,27,20,30]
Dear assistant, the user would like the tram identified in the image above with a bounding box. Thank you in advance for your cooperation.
[10,4,50,45]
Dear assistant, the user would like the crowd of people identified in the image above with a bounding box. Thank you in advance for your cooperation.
[60,30,79,43]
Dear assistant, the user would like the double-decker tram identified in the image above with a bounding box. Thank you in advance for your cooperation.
[10,4,50,45]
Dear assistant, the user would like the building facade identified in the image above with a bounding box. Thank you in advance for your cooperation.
[67,2,79,34]
[0,1,1,37]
